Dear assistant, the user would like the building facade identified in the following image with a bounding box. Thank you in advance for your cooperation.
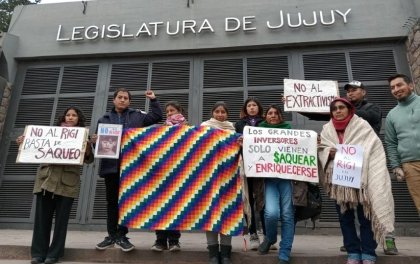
[0,0,419,229]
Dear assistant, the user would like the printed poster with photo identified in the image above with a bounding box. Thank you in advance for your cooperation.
[95,124,123,159]
[283,78,339,113]
[16,125,89,165]
[243,126,319,183]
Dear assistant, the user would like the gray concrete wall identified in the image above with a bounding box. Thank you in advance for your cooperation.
[0,32,6,80]
[414,0,420,16]
[4,0,418,59]
[406,21,420,93]
[1,33,18,82]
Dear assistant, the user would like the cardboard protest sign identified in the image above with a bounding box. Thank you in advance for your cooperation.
[284,79,339,113]
[243,126,318,183]
[94,124,123,159]
[16,125,89,165]
[332,144,364,189]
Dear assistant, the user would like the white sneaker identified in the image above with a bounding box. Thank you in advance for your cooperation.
[249,233,260,250]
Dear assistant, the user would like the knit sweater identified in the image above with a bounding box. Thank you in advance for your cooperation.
[385,93,420,169]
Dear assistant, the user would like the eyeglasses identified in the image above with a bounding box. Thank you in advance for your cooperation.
[332,105,347,112]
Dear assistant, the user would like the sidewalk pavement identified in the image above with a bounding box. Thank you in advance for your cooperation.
[0,229,419,263]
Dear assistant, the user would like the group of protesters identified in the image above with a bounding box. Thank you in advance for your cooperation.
[16,73,420,264]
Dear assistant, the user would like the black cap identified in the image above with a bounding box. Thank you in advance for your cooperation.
[344,80,366,90]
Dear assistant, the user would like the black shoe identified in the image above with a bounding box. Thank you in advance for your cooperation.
[31,257,44,264]
[44,258,58,264]
[168,241,181,252]
[258,238,274,255]
[340,245,347,252]
[151,240,168,252]
[220,245,232,264]
[208,244,220,264]
[116,236,135,252]
[96,236,116,250]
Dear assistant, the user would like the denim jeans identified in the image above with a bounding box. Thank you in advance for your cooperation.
[336,203,377,261]
[264,178,294,261]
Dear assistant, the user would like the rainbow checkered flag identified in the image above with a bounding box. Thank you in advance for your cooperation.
[118,125,243,236]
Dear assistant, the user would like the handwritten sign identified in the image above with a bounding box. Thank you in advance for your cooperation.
[284,79,339,113]
[16,125,88,165]
[243,126,318,183]
[332,144,364,189]
[94,124,123,159]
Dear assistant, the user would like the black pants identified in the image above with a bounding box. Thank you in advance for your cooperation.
[31,192,74,260]
[104,173,128,238]
[155,230,181,243]
[247,177,266,235]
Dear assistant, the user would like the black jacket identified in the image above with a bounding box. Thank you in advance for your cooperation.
[234,116,264,134]
[354,100,382,135]
[298,99,382,135]
[97,99,163,177]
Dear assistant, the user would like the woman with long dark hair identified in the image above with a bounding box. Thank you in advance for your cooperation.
[17,106,93,264]
[256,104,294,264]
[235,97,265,250]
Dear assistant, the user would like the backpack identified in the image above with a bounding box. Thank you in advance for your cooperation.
[294,183,322,229]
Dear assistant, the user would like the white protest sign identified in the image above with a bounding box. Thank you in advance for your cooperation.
[243,126,318,183]
[94,123,123,159]
[284,79,339,113]
[16,125,88,165]
[332,144,364,189]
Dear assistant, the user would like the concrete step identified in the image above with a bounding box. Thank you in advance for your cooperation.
[0,229,419,263]
[1,245,420,264]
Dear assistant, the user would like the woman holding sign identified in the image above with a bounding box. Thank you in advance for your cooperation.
[16,106,93,264]
[256,104,294,264]
[235,97,265,250]
[318,98,394,264]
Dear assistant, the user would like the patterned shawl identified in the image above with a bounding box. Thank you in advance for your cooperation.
[318,115,394,244]
[201,118,235,131]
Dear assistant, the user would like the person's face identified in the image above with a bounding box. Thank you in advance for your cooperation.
[166,105,180,117]
[346,87,366,104]
[246,101,259,116]
[65,109,79,126]
[113,91,130,113]
[266,107,282,125]
[390,77,414,101]
[212,106,228,122]
[101,139,116,152]
[331,102,350,121]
